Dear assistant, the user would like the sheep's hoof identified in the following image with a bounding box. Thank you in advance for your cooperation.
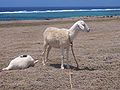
[2,68,8,71]
[73,65,79,70]
[61,66,64,69]
[42,61,46,66]
[43,63,46,66]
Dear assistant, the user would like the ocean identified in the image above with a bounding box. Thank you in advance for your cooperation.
[0,7,120,21]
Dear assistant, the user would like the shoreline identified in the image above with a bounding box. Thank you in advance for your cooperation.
[0,16,120,28]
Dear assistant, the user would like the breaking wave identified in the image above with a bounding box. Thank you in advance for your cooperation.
[0,8,120,14]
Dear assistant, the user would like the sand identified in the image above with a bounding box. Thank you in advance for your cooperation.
[0,16,120,90]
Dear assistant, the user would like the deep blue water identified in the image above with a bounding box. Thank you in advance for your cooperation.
[0,7,120,21]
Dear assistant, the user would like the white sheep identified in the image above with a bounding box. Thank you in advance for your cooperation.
[42,20,90,69]
[2,55,38,70]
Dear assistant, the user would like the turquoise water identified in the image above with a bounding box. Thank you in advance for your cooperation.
[0,7,120,21]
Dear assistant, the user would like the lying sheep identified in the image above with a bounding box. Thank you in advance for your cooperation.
[2,55,38,70]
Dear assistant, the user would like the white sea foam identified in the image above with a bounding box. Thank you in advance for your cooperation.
[0,8,120,14]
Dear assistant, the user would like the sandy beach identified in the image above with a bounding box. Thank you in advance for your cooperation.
[0,16,120,90]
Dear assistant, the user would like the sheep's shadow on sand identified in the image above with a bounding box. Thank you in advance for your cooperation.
[50,64,96,71]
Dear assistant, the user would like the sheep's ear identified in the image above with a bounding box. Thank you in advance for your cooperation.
[78,23,84,30]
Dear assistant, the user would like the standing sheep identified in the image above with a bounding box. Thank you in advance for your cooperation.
[42,20,90,69]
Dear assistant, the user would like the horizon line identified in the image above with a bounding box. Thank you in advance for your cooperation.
[0,6,120,8]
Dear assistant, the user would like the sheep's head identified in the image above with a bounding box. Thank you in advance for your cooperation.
[77,20,90,32]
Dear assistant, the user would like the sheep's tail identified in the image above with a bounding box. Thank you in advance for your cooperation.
[34,60,38,64]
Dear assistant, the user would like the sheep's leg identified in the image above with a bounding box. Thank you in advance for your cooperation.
[45,46,51,62]
[42,42,48,66]
[66,48,70,69]
[2,64,12,70]
[60,47,65,69]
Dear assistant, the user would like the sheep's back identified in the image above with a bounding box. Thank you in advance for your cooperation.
[44,27,70,48]
[9,55,34,69]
